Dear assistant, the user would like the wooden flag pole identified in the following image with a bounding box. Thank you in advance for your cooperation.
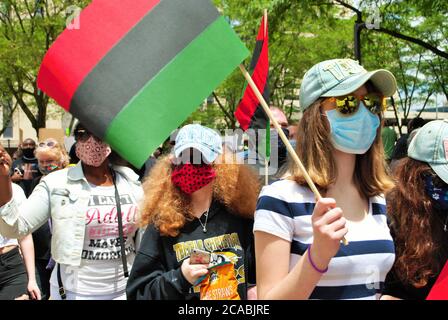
[239,63,349,245]
[263,8,269,187]
[265,159,269,185]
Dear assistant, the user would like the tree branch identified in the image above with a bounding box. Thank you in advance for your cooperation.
[333,0,362,15]
[437,56,447,88]
[390,96,402,136]
[212,91,234,125]
[394,45,409,114]
[23,0,36,35]
[409,54,422,103]
[428,60,448,101]
[10,2,27,36]
[0,101,18,136]
[372,27,448,59]
[6,82,37,129]
[416,90,434,119]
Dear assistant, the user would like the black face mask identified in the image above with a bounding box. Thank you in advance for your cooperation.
[270,127,290,166]
[22,148,35,158]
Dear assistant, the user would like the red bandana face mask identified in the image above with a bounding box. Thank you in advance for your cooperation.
[171,163,216,194]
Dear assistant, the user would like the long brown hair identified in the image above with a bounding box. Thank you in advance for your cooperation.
[387,158,447,287]
[139,154,261,237]
[289,99,394,198]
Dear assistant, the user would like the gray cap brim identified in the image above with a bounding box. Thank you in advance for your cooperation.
[430,163,448,185]
[174,142,219,163]
[321,69,397,98]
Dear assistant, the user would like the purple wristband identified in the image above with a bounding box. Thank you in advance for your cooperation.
[307,245,328,273]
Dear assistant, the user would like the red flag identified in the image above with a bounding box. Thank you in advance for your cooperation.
[235,14,269,131]
[426,260,448,300]
[36,0,248,168]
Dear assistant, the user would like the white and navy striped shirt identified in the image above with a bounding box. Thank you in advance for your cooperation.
[254,179,395,300]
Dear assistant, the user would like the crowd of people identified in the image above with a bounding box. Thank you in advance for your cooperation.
[0,58,447,300]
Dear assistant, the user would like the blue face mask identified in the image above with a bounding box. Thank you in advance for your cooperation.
[325,101,380,154]
[424,175,448,212]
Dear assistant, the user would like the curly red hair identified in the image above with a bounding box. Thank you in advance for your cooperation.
[139,153,261,237]
[387,158,447,287]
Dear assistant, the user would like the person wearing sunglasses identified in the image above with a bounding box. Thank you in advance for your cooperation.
[0,122,143,300]
[382,120,448,300]
[23,138,70,300]
[34,138,69,177]
[126,124,259,300]
[254,58,397,300]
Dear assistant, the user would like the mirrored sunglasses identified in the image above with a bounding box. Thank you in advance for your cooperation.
[329,93,386,115]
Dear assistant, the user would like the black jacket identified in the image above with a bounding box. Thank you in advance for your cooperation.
[11,157,41,197]
[126,200,256,300]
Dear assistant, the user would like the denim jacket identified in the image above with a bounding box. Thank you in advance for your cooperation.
[0,162,143,266]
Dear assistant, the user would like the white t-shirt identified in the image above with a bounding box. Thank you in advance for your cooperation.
[254,179,395,300]
[0,184,26,248]
[50,174,138,296]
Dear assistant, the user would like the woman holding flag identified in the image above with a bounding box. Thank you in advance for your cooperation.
[254,59,397,300]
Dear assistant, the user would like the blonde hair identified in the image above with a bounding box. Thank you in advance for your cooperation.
[35,138,69,168]
[139,154,261,237]
[290,99,394,198]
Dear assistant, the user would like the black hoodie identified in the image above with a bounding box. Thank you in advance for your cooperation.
[126,200,255,300]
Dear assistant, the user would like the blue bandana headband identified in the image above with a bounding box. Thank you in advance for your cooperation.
[424,175,448,232]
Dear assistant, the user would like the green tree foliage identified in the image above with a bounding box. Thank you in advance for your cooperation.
[199,0,354,129]
[0,0,89,134]
[1,0,446,135]
[358,0,447,132]
[188,0,446,132]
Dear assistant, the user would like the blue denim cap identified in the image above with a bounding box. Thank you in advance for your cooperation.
[174,124,223,163]
[299,59,397,110]
[408,119,448,184]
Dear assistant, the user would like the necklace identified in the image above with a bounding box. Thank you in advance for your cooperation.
[197,208,210,233]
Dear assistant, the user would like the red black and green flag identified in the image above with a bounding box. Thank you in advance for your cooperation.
[234,14,269,133]
[37,0,249,168]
